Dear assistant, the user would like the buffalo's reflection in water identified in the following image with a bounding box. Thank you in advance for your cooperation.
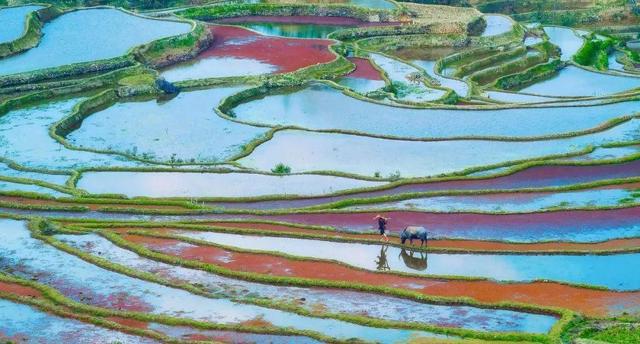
[376,245,428,271]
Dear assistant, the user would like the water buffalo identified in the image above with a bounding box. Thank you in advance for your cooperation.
[400,226,428,246]
[399,248,428,271]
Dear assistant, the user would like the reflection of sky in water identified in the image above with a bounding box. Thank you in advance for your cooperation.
[0,9,191,75]
[161,56,277,82]
[482,15,513,37]
[411,60,469,97]
[179,231,640,290]
[0,5,44,44]
[238,119,640,177]
[59,233,556,334]
[521,65,640,97]
[0,181,67,197]
[0,299,156,343]
[350,188,636,212]
[0,99,142,170]
[370,53,447,102]
[0,219,445,343]
[338,77,386,94]
[78,171,384,197]
[68,87,268,164]
[233,83,640,138]
[543,26,583,61]
[237,22,352,38]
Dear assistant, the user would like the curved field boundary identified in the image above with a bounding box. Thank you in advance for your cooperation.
[216,80,640,142]
[0,4,62,59]
[30,222,563,343]
[0,6,203,87]
[75,218,640,255]
[74,226,572,342]
[125,227,640,296]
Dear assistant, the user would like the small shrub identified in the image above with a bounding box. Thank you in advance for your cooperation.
[272,163,292,174]
[36,219,57,236]
[388,170,401,181]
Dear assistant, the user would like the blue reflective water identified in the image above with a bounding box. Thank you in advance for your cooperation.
[350,0,396,9]
[0,161,68,185]
[481,15,513,37]
[411,60,469,97]
[77,171,384,198]
[237,22,353,38]
[337,76,386,94]
[160,56,278,82]
[59,232,557,334]
[370,53,447,102]
[238,119,640,177]
[0,219,448,343]
[181,231,640,290]
[543,26,583,61]
[349,188,637,212]
[521,65,640,97]
[0,9,191,75]
[0,299,157,343]
[0,99,143,170]
[0,180,67,197]
[67,87,268,164]
[0,5,44,44]
[231,83,640,138]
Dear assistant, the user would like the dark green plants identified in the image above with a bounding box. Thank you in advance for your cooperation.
[271,163,292,174]
[573,36,615,70]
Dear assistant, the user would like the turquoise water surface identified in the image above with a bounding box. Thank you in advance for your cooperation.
[178,231,640,290]
[0,5,44,44]
[0,8,191,75]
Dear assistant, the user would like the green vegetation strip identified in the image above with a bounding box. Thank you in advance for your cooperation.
[121,227,622,294]
[59,225,572,343]
[0,5,62,59]
[177,3,397,23]
[75,217,640,256]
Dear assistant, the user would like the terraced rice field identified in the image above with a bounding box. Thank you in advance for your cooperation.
[0,1,639,343]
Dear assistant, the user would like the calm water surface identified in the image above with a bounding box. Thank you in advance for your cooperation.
[180,231,640,290]
[0,8,191,75]
[0,5,44,44]
[59,232,557,334]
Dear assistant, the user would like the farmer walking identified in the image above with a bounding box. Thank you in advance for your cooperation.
[374,214,390,242]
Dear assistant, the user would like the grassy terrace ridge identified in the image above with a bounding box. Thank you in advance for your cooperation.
[47,224,571,343]
[0,1,639,342]
[0,5,62,59]
[67,217,640,255]
[29,221,566,343]
[0,6,202,87]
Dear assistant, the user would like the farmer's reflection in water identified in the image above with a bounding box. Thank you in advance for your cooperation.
[375,245,391,271]
[375,246,429,271]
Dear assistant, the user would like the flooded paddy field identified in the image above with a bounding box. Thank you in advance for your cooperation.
[0,5,44,44]
[160,25,336,82]
[0,8,191,76]
[0,1,639,342]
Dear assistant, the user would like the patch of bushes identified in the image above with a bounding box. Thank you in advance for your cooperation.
[455,45,526,77]
[356,33,467,53]
[134,21,212,68]
[466,16,486,36]
[494,59,564,90]
[177,3,395,23]
[396,0,470,5]
[573,37,615,70]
